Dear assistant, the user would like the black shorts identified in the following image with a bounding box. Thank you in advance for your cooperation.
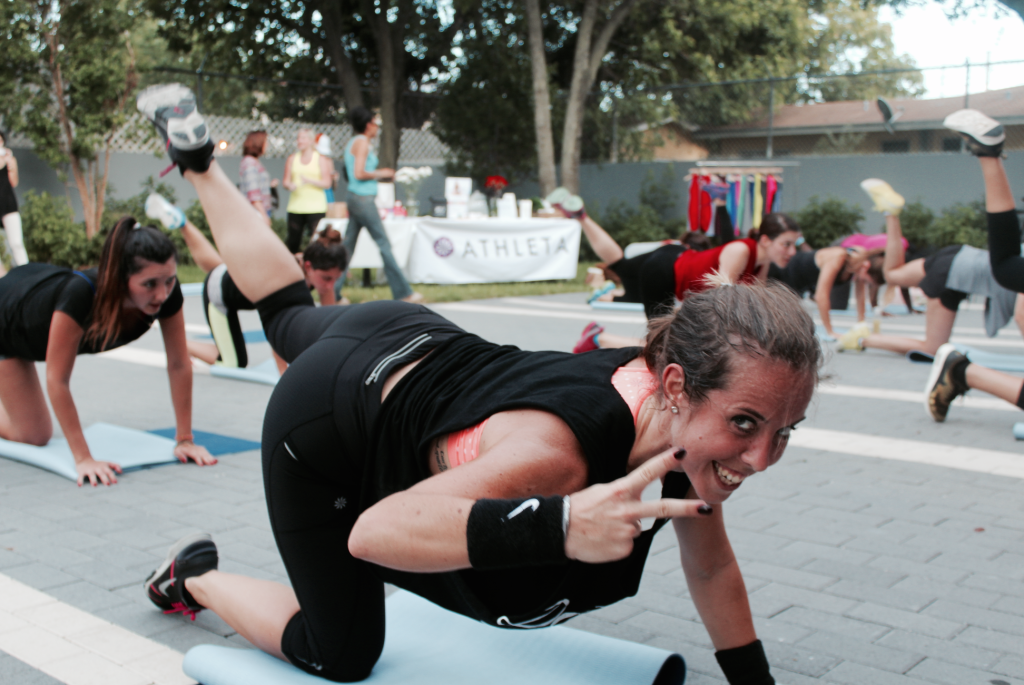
[607,244,685,319]
[920,245,968,312]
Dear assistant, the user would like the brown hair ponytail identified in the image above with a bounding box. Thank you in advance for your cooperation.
[86,217,177,349]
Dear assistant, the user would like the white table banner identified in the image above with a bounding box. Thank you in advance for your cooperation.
[407,218,581,284]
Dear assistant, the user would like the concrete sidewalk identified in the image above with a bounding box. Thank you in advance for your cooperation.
[1,293,1022,685]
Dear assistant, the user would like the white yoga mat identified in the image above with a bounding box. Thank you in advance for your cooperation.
[183,590,685,685]
[0,423,178,480]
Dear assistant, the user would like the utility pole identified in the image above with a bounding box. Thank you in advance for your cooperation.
[766,79,775,159]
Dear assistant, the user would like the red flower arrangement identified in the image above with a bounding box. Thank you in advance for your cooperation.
[484,175,508,197]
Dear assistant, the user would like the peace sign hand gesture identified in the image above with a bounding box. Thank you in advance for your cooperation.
[564,449,711,564]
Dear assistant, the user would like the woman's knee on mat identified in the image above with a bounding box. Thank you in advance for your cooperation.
[282,611,383,682]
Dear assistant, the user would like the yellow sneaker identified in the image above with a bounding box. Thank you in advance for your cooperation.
[860,179,905,216]
[837,322,871,352]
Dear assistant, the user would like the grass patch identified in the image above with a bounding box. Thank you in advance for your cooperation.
[177,261,596,303]
[343,262,595,303]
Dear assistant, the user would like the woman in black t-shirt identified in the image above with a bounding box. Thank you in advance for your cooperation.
[138,85,823,685]
[0,217,216,486]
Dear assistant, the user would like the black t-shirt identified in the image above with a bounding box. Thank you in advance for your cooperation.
[369,333,693,627]
[0,263,184,361]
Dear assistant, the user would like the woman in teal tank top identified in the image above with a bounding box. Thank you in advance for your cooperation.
[340,107,422,303]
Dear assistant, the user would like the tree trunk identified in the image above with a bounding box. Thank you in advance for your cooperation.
[321,3,366,112]
[524,0,557,196]
[363,0,402,169]
[559,0,640,193]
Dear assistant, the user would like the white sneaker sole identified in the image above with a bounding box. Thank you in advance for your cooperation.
[923,343,958,420]
[136,84,195,120]
[943,109,1005,146]
[145,194,185,230]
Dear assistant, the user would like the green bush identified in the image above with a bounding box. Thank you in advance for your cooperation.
[793,196,864,249]
[584,168,684,261]
[930,201,987,249]
[897,201,934,250]
[21,191,100,268]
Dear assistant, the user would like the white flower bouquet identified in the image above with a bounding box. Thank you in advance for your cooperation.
[394,166,433,216]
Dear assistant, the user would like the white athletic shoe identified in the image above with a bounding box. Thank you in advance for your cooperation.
[860,179,905,216]
[145,193,186,230]
[943,109,1005,157]
[545,187,572,207]
[136,83,215,173]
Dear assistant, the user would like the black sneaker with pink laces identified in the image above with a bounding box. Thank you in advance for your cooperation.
[145,532,219,621]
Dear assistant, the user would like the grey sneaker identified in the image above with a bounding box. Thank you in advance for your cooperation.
[144,533,218,620]
[136,84,215,173]
[924,343,969,422]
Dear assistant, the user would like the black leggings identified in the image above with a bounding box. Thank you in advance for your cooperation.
[607,244,684,319]
[987,210,1024,293]
[286,212,326,253]
[256,285,461,681]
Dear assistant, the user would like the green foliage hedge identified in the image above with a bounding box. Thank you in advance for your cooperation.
[584,168,685,261]
[793,195,986,252]
[16,176,290,270]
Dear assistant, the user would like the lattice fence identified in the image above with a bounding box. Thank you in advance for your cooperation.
[26,113,448,165]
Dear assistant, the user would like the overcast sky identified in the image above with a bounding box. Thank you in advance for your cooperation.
[881,0,1024,97]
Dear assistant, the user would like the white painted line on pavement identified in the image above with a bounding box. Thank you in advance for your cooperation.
[500,297,593,311]
[819,384,1016,412]
[0,573,195,685]
[431,301,647,324]
[791,428,1024,478]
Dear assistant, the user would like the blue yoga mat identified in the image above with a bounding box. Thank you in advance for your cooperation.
[183,591,684,685]
[906,346,1024,373]
[590,301,644,312]
[193,330,268,344]
[1014,423,1024,440]
[180,282,204,297]
[148,429,260,455]
[0,423,179,480]
[209,358,280,386]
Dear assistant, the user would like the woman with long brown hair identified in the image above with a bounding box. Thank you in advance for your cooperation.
[0,218,216,486]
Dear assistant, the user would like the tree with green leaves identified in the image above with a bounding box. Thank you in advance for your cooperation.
[0,0,139,238]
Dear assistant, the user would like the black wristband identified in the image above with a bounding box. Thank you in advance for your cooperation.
[466,496,568,569]
[715,640,774,685]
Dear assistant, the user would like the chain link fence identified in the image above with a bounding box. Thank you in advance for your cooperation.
[647,60,1024,160]
[104,71,447,165]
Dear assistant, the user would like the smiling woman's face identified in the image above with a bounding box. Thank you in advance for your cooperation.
[667,354,815,504]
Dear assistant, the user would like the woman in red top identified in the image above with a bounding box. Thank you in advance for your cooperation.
[558,197,800,351]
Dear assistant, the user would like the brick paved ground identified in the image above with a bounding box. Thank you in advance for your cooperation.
[1,292,1022,684]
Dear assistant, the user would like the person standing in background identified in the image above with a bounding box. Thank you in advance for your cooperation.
[239,130,276,226]
[341,107,423,303]
[0,130,26,276]
[282,128,331,252]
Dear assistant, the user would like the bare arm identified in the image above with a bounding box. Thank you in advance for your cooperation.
[45,312,122,486]
[160,309,216,466]
[855,276,867,321]
[674,493,758,650]
[351,138,392,181]
[6,153,17,187]
[815,251,845,335]
[717,241,752,283]
[282,155,295,191]
[348,411,708,572]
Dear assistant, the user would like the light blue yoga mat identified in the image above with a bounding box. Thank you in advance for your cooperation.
[591,301,644,312]
[209,358,280,386]
[148,429,260,455]
[1014,423,1024,440]
[0,423,178,480]
[183,590,685,685]
[193,329,268,344]
[181,282,204,297]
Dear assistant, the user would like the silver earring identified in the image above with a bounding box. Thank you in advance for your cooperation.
[670,406,679,414]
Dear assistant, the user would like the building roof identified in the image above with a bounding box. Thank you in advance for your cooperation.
[695,85,1024,138]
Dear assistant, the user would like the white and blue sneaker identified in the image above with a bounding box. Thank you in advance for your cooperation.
[136,84,215,173]
[145,193,186,230]
[943,109,1005,158]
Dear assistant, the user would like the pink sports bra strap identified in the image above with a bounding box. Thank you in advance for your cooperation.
[448,418,490,468]
[611,365,658,423]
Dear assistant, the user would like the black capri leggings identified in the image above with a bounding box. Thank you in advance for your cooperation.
[987,210,1024,293]
[255,284,462,681]
[607,244,685,319]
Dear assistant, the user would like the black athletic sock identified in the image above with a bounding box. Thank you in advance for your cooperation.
[1016,384,1024,411]
[950,358,969,389]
